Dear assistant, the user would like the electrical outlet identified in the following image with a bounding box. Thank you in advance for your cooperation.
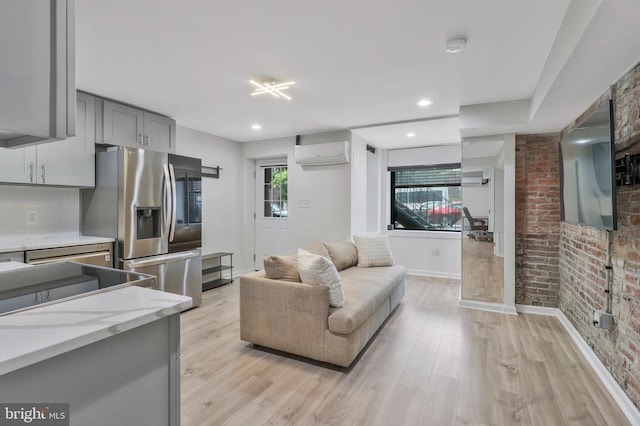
[593,310,614,330]
[432,248,441,257]
[27,211,37,225]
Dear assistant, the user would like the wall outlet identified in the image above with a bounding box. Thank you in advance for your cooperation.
[27,211,37,225]
[593,310,614,330]
[432,248,441,257]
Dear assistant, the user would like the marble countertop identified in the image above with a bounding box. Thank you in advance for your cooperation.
[0,286,192,376]
[0,234,115,253]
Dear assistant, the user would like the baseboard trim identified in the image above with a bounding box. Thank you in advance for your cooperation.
[407,269,461,280]
[458,298,517,315]
[516,304,640,425]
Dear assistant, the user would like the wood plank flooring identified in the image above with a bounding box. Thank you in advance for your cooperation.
[462,237,504,303]
[180,275,629,425]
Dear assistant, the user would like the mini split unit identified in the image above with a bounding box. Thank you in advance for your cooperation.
[294,141,350,166]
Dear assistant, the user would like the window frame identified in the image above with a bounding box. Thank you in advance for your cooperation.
[389,163,462,232]
[261,164,288,219]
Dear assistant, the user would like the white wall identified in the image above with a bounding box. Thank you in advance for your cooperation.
[366,145,382,233]
[242,133,352,271]
[350,132,368,236]
[385,144,462,278]
[176,126,245,269]
[462,156,493,217]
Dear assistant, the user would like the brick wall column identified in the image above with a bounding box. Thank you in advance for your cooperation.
[515,134,561,306]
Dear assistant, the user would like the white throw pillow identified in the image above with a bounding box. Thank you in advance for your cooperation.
[297,248,345,308]
[353,234,395,267]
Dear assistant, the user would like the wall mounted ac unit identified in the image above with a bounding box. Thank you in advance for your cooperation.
[294,141,350,166]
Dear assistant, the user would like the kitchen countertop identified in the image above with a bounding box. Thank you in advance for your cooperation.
[0,261,33,272]
[0,285,192,376]
[0,234,114,253]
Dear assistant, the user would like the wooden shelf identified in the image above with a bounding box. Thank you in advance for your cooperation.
[202,252,233,291]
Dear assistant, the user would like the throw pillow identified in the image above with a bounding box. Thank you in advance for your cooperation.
[304,241,331,260]
[264,255,301,282]
[297,248,345,308]
[353,234,395,267]
[322,238,358,271]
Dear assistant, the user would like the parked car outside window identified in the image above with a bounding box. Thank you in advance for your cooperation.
[271,203,288,218]
[426,201,461,227]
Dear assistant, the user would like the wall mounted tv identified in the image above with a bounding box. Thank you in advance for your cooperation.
[560,99,617,230]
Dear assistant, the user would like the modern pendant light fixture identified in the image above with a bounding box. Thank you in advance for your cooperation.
[250,79,295,100]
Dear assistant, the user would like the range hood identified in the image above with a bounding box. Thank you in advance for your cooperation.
[0,131,60,149]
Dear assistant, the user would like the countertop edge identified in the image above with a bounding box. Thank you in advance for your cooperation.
[0,287,192,376]
[0,235,115,253]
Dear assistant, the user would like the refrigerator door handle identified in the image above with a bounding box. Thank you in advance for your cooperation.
[168,163,177,243]
[124,250,201,268]
[163,164,173,238]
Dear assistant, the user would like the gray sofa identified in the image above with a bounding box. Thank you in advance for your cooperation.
[239,239,406,367]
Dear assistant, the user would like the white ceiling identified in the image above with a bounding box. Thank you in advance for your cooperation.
[76,0,640,149]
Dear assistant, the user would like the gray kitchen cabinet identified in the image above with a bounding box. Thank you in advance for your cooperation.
[144,111,177,153]
[0,147,37,184]
[35,92,96,186]
[0,0,76,149]
[0,313,181,426]
[0,92,95,187]
[102,100,176,153]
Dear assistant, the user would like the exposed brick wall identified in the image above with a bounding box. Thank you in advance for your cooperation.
[515,134,561,306]
[615,61,640,152]
[555,62,640,408]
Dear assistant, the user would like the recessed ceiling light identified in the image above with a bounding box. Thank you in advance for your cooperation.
[445,38,467,53]
[251,124,262,130]
[407,132,416,138]
[250,79,295,100]
[417,99,433,107]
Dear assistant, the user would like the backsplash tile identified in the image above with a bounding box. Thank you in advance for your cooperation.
[0,186,80,237]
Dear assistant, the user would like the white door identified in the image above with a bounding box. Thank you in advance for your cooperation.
[255,160,289,270]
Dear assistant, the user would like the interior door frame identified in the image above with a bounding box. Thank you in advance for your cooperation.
[254,158,289,270]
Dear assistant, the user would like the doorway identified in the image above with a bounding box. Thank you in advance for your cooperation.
[254,160,289,269]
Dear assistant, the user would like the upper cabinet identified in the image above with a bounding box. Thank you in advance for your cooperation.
[0,0,76,149]
[101,100,176,153]
[35,92,96,186]
[0,92,96,187]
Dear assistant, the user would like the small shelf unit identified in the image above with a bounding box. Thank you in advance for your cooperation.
[202,252,233,291]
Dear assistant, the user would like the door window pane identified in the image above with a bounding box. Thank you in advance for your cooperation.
[263,166,288,218]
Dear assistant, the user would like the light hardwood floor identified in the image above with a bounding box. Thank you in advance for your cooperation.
[180,275,629,425]
[462,237,504,303]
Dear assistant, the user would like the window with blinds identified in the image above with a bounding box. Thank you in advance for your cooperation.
[389,163,462,231]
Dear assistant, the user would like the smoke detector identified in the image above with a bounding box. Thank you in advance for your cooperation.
[445,38,467,53]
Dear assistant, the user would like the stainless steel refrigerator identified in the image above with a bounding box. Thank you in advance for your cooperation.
[81,147,203,306]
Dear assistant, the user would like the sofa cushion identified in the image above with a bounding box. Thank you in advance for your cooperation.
[323,238,358,271]
[328,265,406,334]
[297,249,345,308]
[353,234,394,267]
[264,255,301,282]
[305,242,331,260]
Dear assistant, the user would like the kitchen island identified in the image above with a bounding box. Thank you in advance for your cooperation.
[0,265,191,426]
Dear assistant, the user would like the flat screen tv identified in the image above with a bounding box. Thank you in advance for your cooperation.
[560,100,617,230]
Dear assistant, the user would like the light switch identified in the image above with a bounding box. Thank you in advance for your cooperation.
[297,199,311,208]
